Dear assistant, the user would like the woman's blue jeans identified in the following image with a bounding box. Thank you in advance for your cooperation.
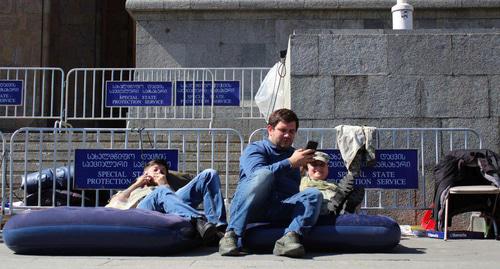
[137,169,227,226]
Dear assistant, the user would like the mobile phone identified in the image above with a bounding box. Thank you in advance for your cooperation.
[305,141,318,150]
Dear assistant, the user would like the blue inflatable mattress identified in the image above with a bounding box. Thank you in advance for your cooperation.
[3,207,200,255]
[244,214,401,253]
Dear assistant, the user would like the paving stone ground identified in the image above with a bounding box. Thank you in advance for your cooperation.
[1,236,499,269]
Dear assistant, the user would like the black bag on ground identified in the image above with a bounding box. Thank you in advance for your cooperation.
[432,149,500,232]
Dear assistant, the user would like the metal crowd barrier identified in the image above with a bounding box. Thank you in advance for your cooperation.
[0,67,65,124]
[64,68,269,127]
[64,68,216,124]
[249,127,483,211]
[5,127,243,215]
[210,68,270,119]
[1,67,270,129]
[0,131,6,216]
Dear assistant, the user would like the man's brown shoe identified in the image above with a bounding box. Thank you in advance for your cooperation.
[272,232,305,258]
[219,230,240,256]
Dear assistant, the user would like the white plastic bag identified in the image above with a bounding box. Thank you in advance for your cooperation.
[255,61,287,121]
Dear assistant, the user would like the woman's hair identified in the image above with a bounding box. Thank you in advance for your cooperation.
[143,159,169,173]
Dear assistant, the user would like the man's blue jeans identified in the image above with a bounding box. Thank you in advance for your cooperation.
[227,169,323,237]
[137,169,227,226]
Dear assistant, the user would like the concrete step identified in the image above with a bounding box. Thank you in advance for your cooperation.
[126,105,262,120]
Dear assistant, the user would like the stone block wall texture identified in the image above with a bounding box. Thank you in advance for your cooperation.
[126,0,500,68]
[289,30,500,155]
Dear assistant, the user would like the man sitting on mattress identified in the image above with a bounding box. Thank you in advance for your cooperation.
[106,159,227,244]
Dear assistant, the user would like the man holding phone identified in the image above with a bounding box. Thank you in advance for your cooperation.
[219,109,323,258]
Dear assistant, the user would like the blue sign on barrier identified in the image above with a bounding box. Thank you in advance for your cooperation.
[320,149,418,189]
[175,81,240,106]
[74,149,178,189]
[105,81,172,107]
[0,80,23,105]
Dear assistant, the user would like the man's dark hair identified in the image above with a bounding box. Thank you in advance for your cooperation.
[144,159,169,173]
[267,108,299,129]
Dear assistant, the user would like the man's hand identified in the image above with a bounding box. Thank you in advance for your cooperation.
[138,171,168,187]
[149,172,167,186]
[288,148,315,168]
[133,174,153,188]
[109,175,151,204]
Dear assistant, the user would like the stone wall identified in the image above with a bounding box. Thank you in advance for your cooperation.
[289,29,500,154]
[126,0,500,68]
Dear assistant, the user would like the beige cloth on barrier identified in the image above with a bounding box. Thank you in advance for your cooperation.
[334,125,377,174]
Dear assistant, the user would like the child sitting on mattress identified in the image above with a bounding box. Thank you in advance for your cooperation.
[300,151,365,215]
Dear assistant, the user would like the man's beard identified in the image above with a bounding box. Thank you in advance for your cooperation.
[277,140,292,149]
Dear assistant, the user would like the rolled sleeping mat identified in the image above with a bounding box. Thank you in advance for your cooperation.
[21,165,74,194]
